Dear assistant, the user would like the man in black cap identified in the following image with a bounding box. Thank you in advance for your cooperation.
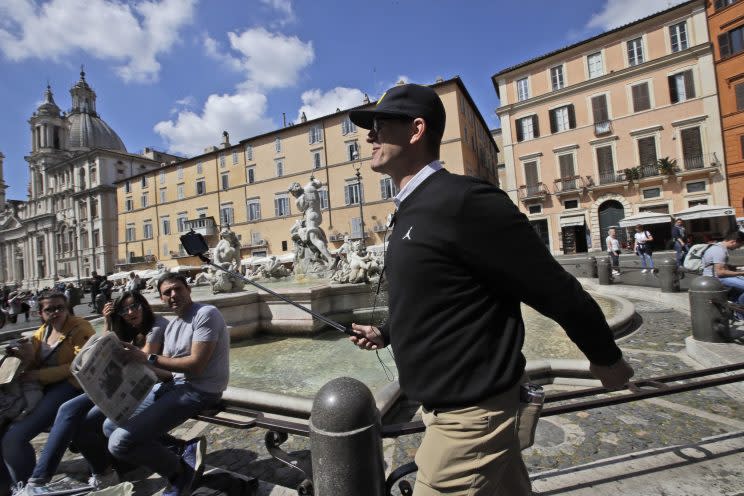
[349,83,634,495]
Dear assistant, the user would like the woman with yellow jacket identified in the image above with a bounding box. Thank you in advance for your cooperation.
[0,291,94,494]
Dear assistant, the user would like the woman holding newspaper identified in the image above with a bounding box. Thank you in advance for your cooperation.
[0,292,94,496]
[12,291,171,496]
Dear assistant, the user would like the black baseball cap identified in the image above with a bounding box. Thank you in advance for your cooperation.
[349,83,446,137]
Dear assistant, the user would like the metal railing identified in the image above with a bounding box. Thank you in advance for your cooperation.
[597,171,625,185]
[554,175,585,194]
[593,120,612,136]
[682,153,718,171]
[517,183,550,201]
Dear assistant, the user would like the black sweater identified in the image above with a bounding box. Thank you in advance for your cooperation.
[381,169,622,409]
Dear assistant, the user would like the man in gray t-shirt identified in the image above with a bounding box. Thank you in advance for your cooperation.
[702,231,744,318]
[105,273,229,495]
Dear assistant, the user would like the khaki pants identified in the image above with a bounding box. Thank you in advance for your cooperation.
[413,382,531,496]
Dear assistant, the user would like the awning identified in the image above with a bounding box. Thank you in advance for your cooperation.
[672,204,735,221]
[618,212,672,228]
[559,215,585,227]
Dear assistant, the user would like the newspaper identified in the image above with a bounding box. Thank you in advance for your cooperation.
[71,333,157,424]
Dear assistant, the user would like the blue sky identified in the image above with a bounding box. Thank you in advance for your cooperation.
[0,0,686,201]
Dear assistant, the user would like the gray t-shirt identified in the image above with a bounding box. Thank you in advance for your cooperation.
[702,243,727,277]
[146,315,170,345]
[162,303,230,394]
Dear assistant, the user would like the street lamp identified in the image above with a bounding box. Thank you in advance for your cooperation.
[352,151,365,249]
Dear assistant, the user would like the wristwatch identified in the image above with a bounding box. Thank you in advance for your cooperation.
[147,354,158,365]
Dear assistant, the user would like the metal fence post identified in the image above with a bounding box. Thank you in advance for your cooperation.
[597,256,612,285]
[688,276,729,343]
[656,257,680,293]
[310,377,385,496]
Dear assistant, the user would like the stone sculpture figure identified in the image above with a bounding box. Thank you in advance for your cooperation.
[144,263,169,292]
[211,227,246,293]
[259,256,291,279]
[289,178,333,275]
[347,241,380,283]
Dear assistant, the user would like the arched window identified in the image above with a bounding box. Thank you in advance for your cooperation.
[79,168,86,190]
[90,167,97,184]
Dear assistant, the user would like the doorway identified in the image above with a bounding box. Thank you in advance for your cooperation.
[562,224,588,254]
[599,200,626,250]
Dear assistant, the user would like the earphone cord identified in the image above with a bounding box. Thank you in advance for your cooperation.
[368,219,396,382]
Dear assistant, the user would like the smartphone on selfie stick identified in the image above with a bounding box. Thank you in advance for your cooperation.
[179,230,360,337]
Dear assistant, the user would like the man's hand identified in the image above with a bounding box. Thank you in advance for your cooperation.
[117,343,148,364]
[349,323,385,350]
[590,357,634,390]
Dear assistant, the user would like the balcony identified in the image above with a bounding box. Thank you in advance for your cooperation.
[593,120,612,137]
[184,216,217,236]
[517,183,550,203]
[241,239,267,249]
[553,175,586,197]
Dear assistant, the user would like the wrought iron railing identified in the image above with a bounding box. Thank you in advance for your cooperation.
[594,120,612,136]
[682,153,718,171]
[517,183,549,201]
[554,175,585,194]
[597,171,625,185]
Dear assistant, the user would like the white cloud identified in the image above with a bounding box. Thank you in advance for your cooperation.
[0,0,196,83]
[586,0,687,31]
[260,0,294,25]
[297,87,366,121]
[154,91,273,156]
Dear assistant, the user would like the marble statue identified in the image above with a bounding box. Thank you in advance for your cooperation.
[211,227,246,293]
[330,241,382,284]
[191,267,213,286]
[144,263,169,292]
[259,256,291,279]
[289,178,333,275]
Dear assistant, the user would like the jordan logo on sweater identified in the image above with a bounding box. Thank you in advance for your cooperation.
[402,226,413,240]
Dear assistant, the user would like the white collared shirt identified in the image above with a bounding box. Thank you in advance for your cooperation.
[393,160,443,208]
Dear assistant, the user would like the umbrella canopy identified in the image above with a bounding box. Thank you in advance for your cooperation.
[672,204,735,220]
[618,212,673,228]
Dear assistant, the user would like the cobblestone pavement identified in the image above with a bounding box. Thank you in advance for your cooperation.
[25,297,744,495]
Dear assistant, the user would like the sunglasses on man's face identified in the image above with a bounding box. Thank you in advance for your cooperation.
[42,305,67,315]
[372,117,411,134]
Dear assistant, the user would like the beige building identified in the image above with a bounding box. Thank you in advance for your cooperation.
[115,77,499,269]
[493,0,728,254]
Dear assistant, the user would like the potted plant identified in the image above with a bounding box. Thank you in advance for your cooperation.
[623,167,641,184]
[656,157,678,176]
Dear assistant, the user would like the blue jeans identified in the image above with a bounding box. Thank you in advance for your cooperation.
[29,393,109,483]
[637,246,654,269]
[674,242,687,267]
[0,381,80,486]
[719,276,744,318]
[104,382,219,480]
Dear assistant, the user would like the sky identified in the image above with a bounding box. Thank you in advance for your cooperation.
[0,0,687,201]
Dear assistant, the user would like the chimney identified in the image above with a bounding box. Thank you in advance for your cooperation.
[221,130,230,148]
[301,112,307,123]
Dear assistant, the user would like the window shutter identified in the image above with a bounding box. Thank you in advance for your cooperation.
[681,127,703,162]
[596,146,614,176]
[568,104,576,129]
[638,137,657,166]
[633,83,650,112]
[591,95,608,122]
[559,154,575,178]
[684,71,695,99]
[532,115,540,138]
[735,82,744,111]
[668,75,679,104]
[549,109,557,134]
[524,162,538,186]
[380,179,386,199]
[344,185,350,205]
[719,33,731,58]
[516,118,524,142]
[274,198,280,217]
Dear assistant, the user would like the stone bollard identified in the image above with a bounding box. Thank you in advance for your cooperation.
[688,276,729,343]
[577,256,597,278]
[656,257,680,293]
[310,377,385,496]
[597,256,612,285]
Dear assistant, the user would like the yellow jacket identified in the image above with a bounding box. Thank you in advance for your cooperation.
[29,315,95,387]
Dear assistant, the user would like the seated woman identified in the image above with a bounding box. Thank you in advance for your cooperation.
[15,291,171,495]
[0,292,95,495]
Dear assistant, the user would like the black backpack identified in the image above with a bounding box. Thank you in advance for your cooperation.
[191,471,258,496]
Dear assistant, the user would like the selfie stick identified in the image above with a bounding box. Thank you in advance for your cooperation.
[180,231,359,337]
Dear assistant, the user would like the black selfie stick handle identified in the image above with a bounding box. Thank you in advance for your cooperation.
[197,255,359,337]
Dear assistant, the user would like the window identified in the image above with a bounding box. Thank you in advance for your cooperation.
[351,217,363,238]
[219,154,226,168]
[143,221,153,239]
[177,183,184,200]
[627,37,644,66]
[196,179,206,195]
[309,125,323,144]
[90,168,96,184]
[681,127,704,169]
[232,151,239,165]
[587,52,603,78]
[347,141,359,161]
[686,181,706,193]
[177,213,188,233]
[247,199,261,221]
[251,232,263,245]
[220,203,234,226]
[643,187,661,199]
[637,136,658,166]
[159,170,166,185]
[275,160,284,177]
[689,199,708,207]
[177,166,183,179]
[313,151,322,170]
[524,162,539,188]
[719,25,744,58]
[564,199,579,209]
[318,188,329,209]
[125,223,135,242]
[92,230,100,247]
[668,70,695,103]
[161,216,171,235]
[124,180,131,193]
[558,154,576,187]
[596,146,615,183]
[516,77,529,101]
[140,194,148,208]
[196,162,203,174]
[631,82,651,112]
[159,188,167,203]
[274,195,290,217]
[245,144,253,162]
[342,116,357,135]
[275,137,282,153]
[735,82,744,111]
[345,181,362,205]
[550,66,565,91]
[715,0,738,9]
[380,177,397,199]
[528,205,542,214]
[91,198,98,218]
[221,173,229,191]
[141,176,147,188]
[246,166,255,184]
[125,198,133,211]
[549,105,575,133]
[516,115,539,142]
[669,22,688,53]
[591,94,609,123]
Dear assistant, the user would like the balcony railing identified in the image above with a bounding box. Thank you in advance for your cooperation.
[597,171,625,185]
[681,153,719,171]
[639,164,660,177]
[242,239,267,249]
[554,175,586,195]
[184,216,217,236]
[593,120,612,136]
[517,183,550,202]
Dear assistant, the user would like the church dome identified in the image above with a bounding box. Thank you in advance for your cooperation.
[66,112,127,152]
[35,85,61,117]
